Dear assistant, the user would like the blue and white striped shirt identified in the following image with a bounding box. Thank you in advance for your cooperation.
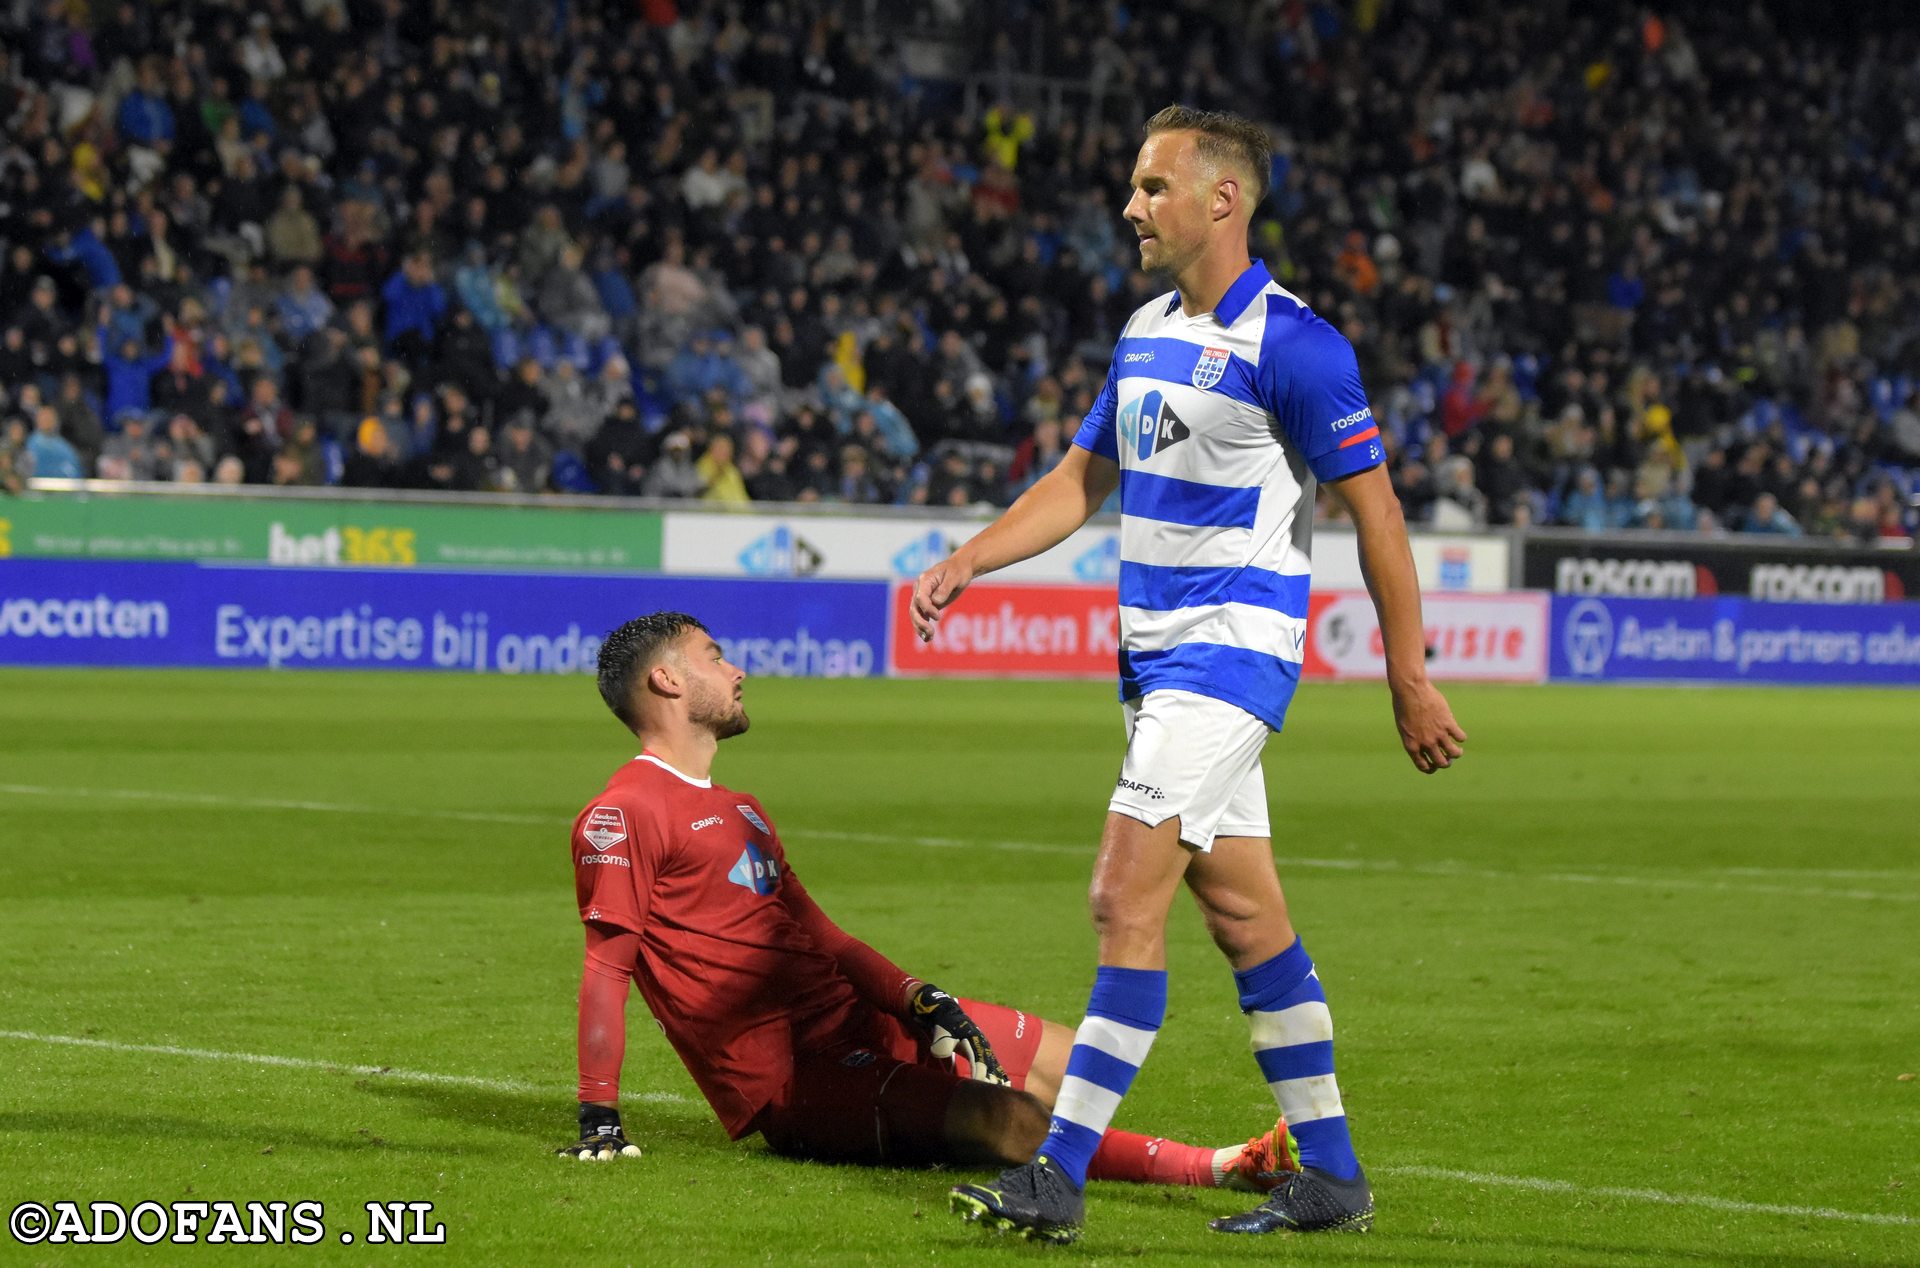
[1071,261,1383,729]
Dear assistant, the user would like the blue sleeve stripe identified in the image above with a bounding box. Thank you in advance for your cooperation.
[1255,1040,1336,1083]
[1072,371,1121,462]
[1309,440,1384,483]
[1119,642,1301,730]
[1119,471,1260,529]
[1063,1044,1144,1097]
[1071,426,1117,463]
[1118,563,1310,617]
[1111,337,1262,409]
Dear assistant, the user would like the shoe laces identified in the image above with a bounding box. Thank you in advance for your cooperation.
[1230,1120,1299,1183]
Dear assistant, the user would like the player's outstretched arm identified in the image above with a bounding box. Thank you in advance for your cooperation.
[558,924,644,1160]
[1326,464,1468,774]
[911,446,1120,640]
[779,871,1010,1084]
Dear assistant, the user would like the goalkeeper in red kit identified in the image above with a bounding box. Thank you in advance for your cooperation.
[560,611,1295,1193]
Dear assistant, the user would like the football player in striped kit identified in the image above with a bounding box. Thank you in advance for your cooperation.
[919,105,1466,1243]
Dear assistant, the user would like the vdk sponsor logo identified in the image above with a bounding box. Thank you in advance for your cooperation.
[727,842,781,895]
[890,529,959,578]
[1072,535,1121,582]
[738,525,823,576]
[1116,390,1191,462]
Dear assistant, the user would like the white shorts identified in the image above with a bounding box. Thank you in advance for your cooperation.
[1108,689,1271,852]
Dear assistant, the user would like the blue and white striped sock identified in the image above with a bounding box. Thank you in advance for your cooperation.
[1236,938,1360,1180]
[1036,966,1167,1187]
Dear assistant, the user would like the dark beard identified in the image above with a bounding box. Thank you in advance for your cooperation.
[689,680,749,739]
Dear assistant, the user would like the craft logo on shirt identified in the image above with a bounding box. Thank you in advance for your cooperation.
[1191,345,1231,390]
[737,804,770,833]
[1117,390,1191,462]
[582,806,628,851]
[727,842,782,895]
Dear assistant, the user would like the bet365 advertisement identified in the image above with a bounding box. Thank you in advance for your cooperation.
[0,493,663,572]
[0,560,884,677]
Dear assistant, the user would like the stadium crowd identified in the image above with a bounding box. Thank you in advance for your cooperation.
[1,0,1916,543]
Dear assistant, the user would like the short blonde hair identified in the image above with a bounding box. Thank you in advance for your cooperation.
[1144,104,1271,206]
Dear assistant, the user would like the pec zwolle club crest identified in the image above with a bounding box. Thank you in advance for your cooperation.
[1192,345,1230,390]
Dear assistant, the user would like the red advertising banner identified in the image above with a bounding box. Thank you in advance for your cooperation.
[888,582,1118,677]
[1302,590,1548,682]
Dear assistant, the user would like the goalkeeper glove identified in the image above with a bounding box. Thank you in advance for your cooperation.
[557,1103,643,1161]
[907,982,1010,1085]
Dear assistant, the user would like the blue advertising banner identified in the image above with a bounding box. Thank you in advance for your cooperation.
[0,560,887,676]
[1550,594,1920,686]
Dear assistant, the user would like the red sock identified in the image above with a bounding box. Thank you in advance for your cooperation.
[1086,1130,1218,1187]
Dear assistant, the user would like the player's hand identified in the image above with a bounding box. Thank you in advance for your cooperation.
[907,983,1010,1085]
[1391,678,1467,774]
[911,554,976,642]
[557,1103,643,1161]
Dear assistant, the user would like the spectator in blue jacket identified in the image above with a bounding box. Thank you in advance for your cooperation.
[115,64,175,147]
[98,284,157,352]
[664,330,749,409]
[381,251,447,367]
[1559,467,1611,531]
[48,224,121,291]
[276,265,334,344]
[99,327,173,422]
[859,383,920,460]
[26,406,84,479]
[1743,492,1803,536]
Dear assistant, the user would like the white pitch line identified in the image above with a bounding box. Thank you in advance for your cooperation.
[2,782,1914,903]
[0,782,550,826]
[787,829,1920,904]
[0,1030,691,1105]
[1717,865,1920,881]
[0,1029,546,1095]
[0,1032,1904,1229]
[1379,1164,1917,1228]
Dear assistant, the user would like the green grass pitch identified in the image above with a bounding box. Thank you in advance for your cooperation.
[1,669,1915,1265]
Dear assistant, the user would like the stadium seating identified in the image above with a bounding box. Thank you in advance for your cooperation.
[0,0,1913,541]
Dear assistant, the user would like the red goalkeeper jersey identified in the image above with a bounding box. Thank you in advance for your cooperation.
[570,753,911,1137]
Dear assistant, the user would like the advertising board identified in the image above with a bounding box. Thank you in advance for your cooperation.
[888,583,1548,684]
[1302,591,1548,682]
[887,582,1118,678]
[1524,535,1919,604]
[1548,594,1920,685]
[0,560,883,676]
[662,511,1123,584]
[0,494,663,572]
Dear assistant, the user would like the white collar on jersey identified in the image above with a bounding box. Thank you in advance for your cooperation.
[1163,258,1273,326]
[635,752,713,788]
